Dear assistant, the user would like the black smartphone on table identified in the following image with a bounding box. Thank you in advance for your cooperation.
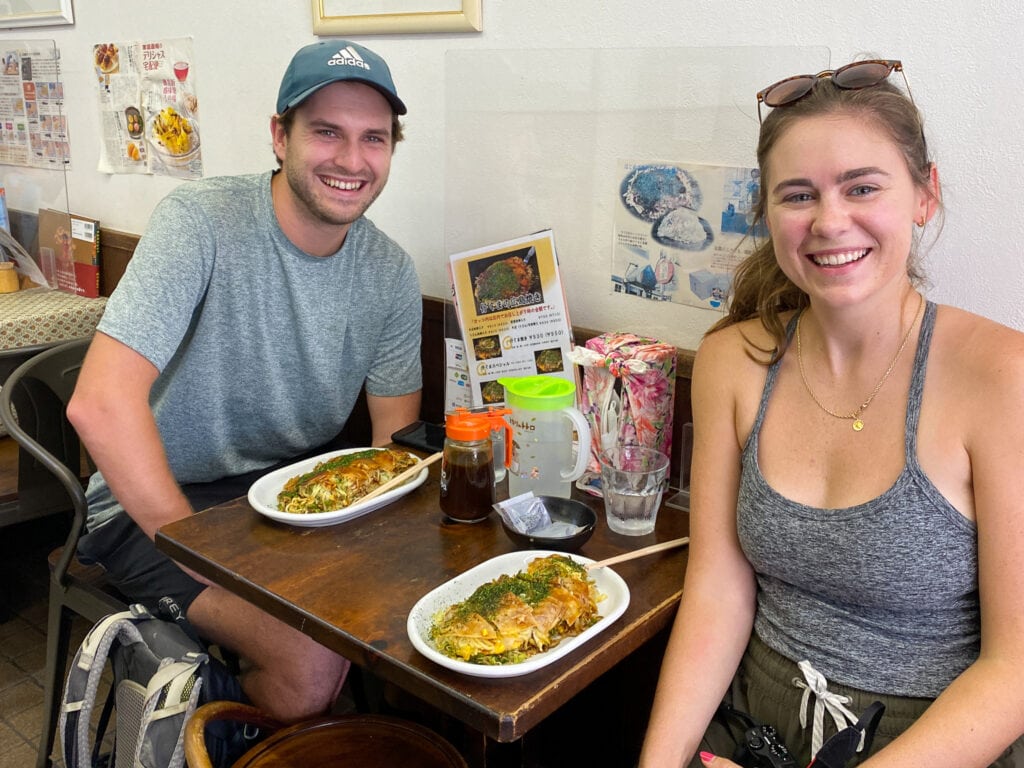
[391,420,446,454]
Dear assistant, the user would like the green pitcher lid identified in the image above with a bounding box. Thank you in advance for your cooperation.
[497,375,576,410]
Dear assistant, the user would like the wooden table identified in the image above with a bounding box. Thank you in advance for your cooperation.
[156,458,689,757]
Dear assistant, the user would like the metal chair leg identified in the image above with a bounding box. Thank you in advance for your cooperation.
[37,586,71,768]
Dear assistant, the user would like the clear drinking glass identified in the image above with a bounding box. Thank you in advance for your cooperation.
[599,446,669,535]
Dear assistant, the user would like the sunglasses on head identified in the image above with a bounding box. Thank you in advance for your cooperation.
[756,59,912,123]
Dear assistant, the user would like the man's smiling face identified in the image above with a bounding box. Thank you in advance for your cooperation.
[273,81,394,243]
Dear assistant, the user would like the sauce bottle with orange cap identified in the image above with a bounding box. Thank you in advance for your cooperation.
[439,409,511,523]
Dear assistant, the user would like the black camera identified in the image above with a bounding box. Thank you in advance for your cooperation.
[733,724,797,768]
[715,698,886,768]
[715,704,797,768]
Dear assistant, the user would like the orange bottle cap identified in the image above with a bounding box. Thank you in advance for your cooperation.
[445,412,491,441]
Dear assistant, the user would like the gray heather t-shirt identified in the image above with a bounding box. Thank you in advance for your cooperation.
[737,302,979,698]
[84,171,422,530]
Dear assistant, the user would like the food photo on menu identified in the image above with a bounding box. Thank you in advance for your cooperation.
[448,230,577,408]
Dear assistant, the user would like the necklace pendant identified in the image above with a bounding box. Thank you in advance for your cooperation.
[852,419,865,432]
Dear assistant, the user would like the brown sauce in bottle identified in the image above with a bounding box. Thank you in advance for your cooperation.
[440,449,494,523]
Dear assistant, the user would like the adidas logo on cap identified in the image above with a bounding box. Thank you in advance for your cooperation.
[328,45,370,72]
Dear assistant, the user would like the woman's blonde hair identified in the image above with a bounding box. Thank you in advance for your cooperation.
[710,77,939,362]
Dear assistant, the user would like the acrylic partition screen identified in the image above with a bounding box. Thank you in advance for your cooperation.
[442,46,830,352]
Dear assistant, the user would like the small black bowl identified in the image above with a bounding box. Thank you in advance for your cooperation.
[500,495,597,553]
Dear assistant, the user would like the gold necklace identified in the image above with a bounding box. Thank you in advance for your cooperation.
[795,293,924,432]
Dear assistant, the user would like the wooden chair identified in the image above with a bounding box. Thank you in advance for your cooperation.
[0,337,129,768]
[185,701,469,768]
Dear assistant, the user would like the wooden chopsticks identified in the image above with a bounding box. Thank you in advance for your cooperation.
[358,451,443,504]
[585,536,689,570]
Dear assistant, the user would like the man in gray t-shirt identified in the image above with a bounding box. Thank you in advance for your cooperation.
[68,40,421,723]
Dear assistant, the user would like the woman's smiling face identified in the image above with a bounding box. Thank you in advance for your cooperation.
[763,113,934,307]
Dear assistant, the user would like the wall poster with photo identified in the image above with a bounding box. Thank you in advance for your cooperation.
[0,40,71,169]
[92,37,201,179]
[612,158,767,312]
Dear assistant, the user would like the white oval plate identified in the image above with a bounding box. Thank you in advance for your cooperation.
[407,550,630,678]
[247,448,428,528]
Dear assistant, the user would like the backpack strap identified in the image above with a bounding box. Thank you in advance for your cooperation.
[130,657,206,768]
[147,657,207,718]
[59,607,149,768]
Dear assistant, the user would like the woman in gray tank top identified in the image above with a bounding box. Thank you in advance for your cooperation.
[640,61,1024,768]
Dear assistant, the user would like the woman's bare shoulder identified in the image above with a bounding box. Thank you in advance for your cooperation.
[934,304,1024,371]
[693,316,782,413]
[696,315,787,371]
[932,304,1024,406]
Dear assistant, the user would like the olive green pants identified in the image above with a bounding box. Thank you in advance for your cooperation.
[690,633,1022,767]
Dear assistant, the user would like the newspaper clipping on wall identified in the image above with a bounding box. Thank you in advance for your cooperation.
[0,42,71,170]
[93,37,201,180]
[612,158,766,311]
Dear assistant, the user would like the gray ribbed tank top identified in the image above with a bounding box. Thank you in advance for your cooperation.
[737,301,979,697]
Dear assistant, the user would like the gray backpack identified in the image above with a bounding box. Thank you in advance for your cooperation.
[59,603,244,768]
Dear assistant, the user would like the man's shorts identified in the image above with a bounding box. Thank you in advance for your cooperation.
[77,467,271,619]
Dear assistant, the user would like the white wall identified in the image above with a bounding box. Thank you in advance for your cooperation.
[1,1,1021,350]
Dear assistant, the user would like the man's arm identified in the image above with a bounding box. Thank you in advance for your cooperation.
[367,390,421,447]
[66,332,194,540]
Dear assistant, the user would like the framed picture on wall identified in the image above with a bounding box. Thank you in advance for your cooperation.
[312,0,481,35]
[0,0,74,29]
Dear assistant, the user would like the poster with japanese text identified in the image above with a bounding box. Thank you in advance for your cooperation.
[448,230,575,406]
[612,159,766,311]
[92,37,201,179]
[0,42,71,170]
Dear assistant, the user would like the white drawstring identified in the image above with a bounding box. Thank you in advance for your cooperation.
[792,660,865,758]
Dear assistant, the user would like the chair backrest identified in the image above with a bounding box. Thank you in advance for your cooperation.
[1,341,64,518]
[0,336,92,578]
[0,340,60,385]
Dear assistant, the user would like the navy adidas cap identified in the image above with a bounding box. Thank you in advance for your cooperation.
[276,40,407,116]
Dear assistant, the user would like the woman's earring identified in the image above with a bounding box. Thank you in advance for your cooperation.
[915,216,926,228]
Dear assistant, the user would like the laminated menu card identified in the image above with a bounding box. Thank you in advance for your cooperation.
[448,230,575,407]
[37,208,101,297]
